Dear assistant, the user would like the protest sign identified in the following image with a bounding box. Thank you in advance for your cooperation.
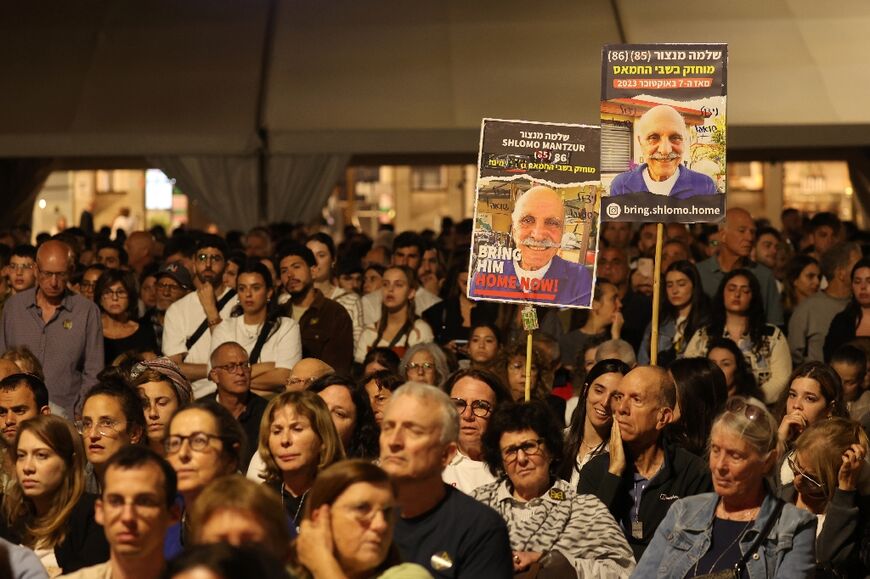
[600,43,727,223]
[468,118,601,309]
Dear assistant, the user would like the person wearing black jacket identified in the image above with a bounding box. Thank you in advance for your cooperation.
[578,366,712,561]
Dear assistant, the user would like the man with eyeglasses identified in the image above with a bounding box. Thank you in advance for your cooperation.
[7,244,37,294]
[441,369,512,494]
[379,382,513,577]
[285,357,334,391]
[163,235,238,398]
[63,445,179,579]
[143,262,193,355]
[578,366,711,561]
[205,341,267,471]
[0,239,104,417]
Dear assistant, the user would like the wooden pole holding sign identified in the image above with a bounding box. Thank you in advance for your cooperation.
[521,305,538,402]
[649,223,664,366]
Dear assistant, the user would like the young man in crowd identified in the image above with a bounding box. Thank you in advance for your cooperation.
[163,235,237,398]
[0,372,50,443]
[7,244,37,294]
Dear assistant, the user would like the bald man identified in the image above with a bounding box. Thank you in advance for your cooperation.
[0,239,104,416]
[610,105,718,199]
[286,358,334,391]
[470,185,593,307]
[578,366,711,560]
[124,231,155,275]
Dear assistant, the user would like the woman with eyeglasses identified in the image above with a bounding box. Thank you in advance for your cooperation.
[780,418,870,577]
[164,400,245,558]
[398,342,449,387]
[78,375,147,493]
[308,375,380,460]
[684,268,792,404]
[440,369,512,494]
[471,400,635,577]
[634,396,817,578]
[212,260,302,397]
[292,460,430,579]
[559,359,631,489]
[130,357,194,456]
[775,362,849,483]
[354,266,434,364]
[95,268,158,366]
[1,415,109,576]
[249,391,345,534]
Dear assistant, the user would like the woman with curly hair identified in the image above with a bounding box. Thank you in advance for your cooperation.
[497,342,565,425]
[308,375,380,460]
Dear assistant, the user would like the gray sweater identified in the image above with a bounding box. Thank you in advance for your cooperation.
[787,291,849,364]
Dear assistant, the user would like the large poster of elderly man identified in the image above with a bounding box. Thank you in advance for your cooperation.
[600,43,727,223]
[467,119,601,309]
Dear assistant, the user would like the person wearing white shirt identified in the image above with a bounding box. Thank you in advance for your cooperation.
[163,236,237,399]
[441,369,512,494]
[211,261,301,399]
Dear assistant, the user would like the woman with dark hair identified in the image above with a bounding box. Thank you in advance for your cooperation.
[830,344,870,421]
[498,342,566,425]
[358,370,403,426]
[466,321,502,371]
[1,415,109,575]
[706,336,764,399]
[440,368,512,493]
[684,268,791,404]
[96,268,158,366]
[471,401,635,577]
[825,257,870,361]
[421,257,498,347]
[362,263,386,295]
[775,362,849,464]
[667,357,728,457]
[360,347,401,378]
[291,460,430,578]
[780,418,870,578]
[130,357,194,456]
[638,260,710,365]
[164,400,246,557]
[354,266,434,363]
[212,260,302,396]
[222,250,247,290]
[308,374,380,460]
[560,359,630,488]
[782,254,821,322]
[161,543,289,579]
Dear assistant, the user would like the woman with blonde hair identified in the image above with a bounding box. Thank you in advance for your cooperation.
[0,415,108,576]
[249,391,345,532]
[189,474,291,562]
[782,417,870,577]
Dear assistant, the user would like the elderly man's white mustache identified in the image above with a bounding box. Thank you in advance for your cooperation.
[520,239,561,250]
[648,152,680,161]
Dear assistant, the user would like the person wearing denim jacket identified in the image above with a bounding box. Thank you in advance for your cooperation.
[632,491,816,578]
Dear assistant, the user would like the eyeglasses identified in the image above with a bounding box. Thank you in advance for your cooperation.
[407,362,434,373]
[164,432,225,454]
[102,289,129,300]
[103,494,163,513]
[213,361,251,374]
[38,270,70,281]
[80,281,97,290]
[8,263,34,272]
[501,438,545,463]
[724,397,766,422]
[76,418,124,438]
[196,253,225,264]
[156,282,183,292]
[787,454,825,491]
[339,501,396,525]
[451,398,493,418]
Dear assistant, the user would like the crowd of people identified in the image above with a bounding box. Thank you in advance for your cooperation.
[0,205,866,578]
